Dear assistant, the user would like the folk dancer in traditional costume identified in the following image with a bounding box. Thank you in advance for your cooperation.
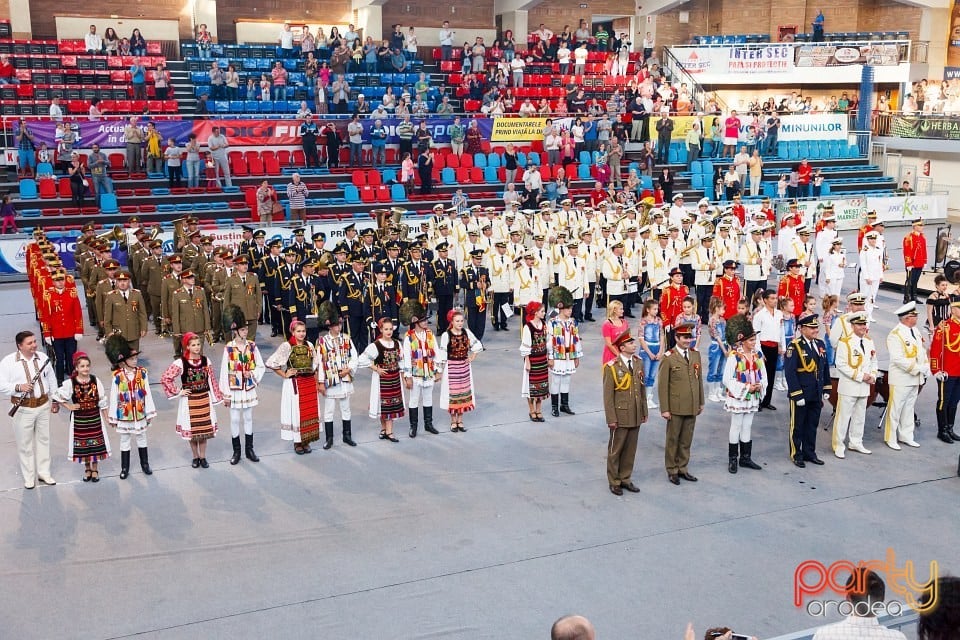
[266,320,321,455]
[438,309,483,432]
[400,300,441,438]
[313,301,359,449]
[162,332,223,469]
[832,313,879,458]
[359,317,405,442]
[53,352,110,482]
[547,286,583,417]
[104,334,157,479]
[884,302,927,450]
[520,301,550,422]
[721,315,765,474]
[218,305,265,464]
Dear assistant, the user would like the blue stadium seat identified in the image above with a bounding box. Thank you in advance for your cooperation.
[382,168,397,183]
[474,153,487,168]
[701,160,714,176]
[691,174,704,189]
[214,101,230,113]
[18,179,37,199]
[516,152,527,167]
[20,208,41,218]
[668,147,680,164]
[344,185,360,203]
[99,193,118,213]
[821,182,831,195]
[578,151,591,165]
[487,153,501,168]
[157,204,176,212]
[245,101,259,113]
[151,188,170,196]
[258,101,274,113]
[441,168,456,185]
[690,160,703,175]
[483,166,498,183]
[36,162,53,176]
[640,175,653,190]
[391,183,407,201]
[577,163,591,180]
[527,152,541,166]
[229,100,243,112]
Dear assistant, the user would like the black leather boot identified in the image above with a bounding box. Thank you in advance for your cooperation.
[551,394,560,417]
[938,425,955,444]
[560,393,575,415]
[120,450,130,480]
[423,406,438,434]
[342,420,357,446]
[138,447,152,475]
[230,436,242,465]
[739,440,762,470]
[245,433,259,462]
[957,453,960,477]
[323,422,335,450]
[949,425,960,442]
[409,407,419,438]
[728,443,738,474]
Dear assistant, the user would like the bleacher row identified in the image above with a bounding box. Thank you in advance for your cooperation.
[690,31,909,45]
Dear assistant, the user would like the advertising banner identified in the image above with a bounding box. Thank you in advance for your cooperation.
[489,117,548,142]
[795,44,903,68]
[889,115,960,140]
[13,119,195,150]
[866,194,949,226]
[773,197,868,232]
[726,45,794,73]
[671,47,728,75]
[778,114,849,141]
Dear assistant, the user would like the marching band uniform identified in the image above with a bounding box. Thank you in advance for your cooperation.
[460,251,490,340]
[777,259,806,319]
[858,232,884,322]
[822,242,846,298]
[659,269,688,349]
[39,271,84,384]
[170,271,211,358]
[222,257,262,340]
[601,242,629,311]
[902,219,927,304]
[692,236,717,324]
[885,303,927,449]
[739,228,767,303]
[928,301,960,444]
[429,243,458,335]
[832,313,879,458]
[102,273,148,354]
[489,243,515,331]
[558,242,587,323]
[711,263,741,320]
[339,259,369,353]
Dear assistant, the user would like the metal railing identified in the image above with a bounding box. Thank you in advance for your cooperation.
[911,41,929,64]
[660,46,727,114]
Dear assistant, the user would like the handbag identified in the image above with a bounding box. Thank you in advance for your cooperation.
[271,200,283,217]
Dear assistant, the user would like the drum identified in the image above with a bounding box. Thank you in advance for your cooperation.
[945,260,960,284]
[827,369,888,411]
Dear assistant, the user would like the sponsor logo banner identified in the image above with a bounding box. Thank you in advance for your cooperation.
[890,116,960,141]
[489,117,548,141]
[795,43,903,67]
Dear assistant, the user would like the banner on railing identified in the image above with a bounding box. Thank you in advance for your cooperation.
[489,117,548,142]
[673,46,794,75]
[1,220,377,275]
[890,115,960,140]
[649,113,848,143]
[795,44,902,67]
[768,194,947,232]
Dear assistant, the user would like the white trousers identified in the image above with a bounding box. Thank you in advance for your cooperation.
[859,278,880,317]
[12,404,51,483]
[728,412,755,444]
[885,384,918,444]
[549,373,572,394]
[229,407,254,437]
[322,396,352,422]
[119,432,148,451]
[833,394,867,453]
[407,377,435,409]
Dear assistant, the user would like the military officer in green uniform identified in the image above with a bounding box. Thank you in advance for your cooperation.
[160,254,184,337]
[222,255,262,339]
[102,271,148,352]
[657,323,704,485]
[94,259,122,341]
[139,240,166,335]
[170,269,210,358]
[603,330,648,496]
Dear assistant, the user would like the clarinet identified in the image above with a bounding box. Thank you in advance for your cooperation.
[9,357,52,418]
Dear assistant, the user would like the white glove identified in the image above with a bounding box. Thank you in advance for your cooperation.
[935,371,948,382]
[44,336,53,346]
[796,398,806,407]
[74,333,83,341]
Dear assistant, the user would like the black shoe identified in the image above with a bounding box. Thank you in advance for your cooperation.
[323,422,334,450]
[245,434,259,462]
[937,428,955,444]
[803,455,825,465]
[270,330,280,337]
[198,458,209,468]
[621,482,640,493]
[949,427,960,442]
[585,316,596,322]
[138,448,152,475]
[424,425,439,434]
[678,472,698,482]
[728,443,739,474]
[302,444,312,454]
[610,484,623,496]
[342,420,357,446]
[668,474,680,485]
[230,436,242,465]
[192,458,201,468]
[761,403,777,411]
[793,457,806,468]
[551,394,560,417]
[120,450,130,479]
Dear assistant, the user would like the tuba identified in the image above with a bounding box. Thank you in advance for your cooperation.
[372,208,391,240]
[171,217,190,251]
[639,197,656,227]
[96,225,126,248]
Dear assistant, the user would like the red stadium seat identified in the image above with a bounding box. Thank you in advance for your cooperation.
[460,154,473,168]
[264,156,281,175]
[247,156,265,175]
[366,170,381,186]
[359,185,375,203]
[351,170,366,186]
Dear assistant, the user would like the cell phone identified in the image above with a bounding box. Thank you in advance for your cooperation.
[731,634,751,640]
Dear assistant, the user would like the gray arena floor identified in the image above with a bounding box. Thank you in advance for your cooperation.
[0,248,955,639]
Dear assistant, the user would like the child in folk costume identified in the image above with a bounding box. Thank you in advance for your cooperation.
[519,301,550,422]
[439,309,483,432]
[316,301,359,449]
[104,334,157,480]
[722,314,765,474]
[547,286,583,417]
[400,300,442,438]
[218,305,265,465]
[706,296,729,402]
[162,332,224,469]
[266,320,321,455]
[358,317,405,442]
[53,352,110,482]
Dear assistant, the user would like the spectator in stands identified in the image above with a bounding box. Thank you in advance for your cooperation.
[639,140,654,176]
[205,60,226,102]
[472,37,486,74]
[655,109,674,164]
[271,61,288,101]
[350,40,363,73]
[88,144,112,204]
[734,146,750,191]
[560,129,575,163]
[0,193,17,235]
[286,174,309,222]
[749,150,763,197]
[321,121,341,169]
[49,96,64,122]
[609,136,624,189]
[439,21,455,61]
[298,26,315,60]
[370,119,387,167]
[393,115,413,159]
[464,119,483,156]
[571,42,587,77]
[594,24,610,51]
[143,122,162,174]
[101,27,119,55]
[629,93,647,143]
[278,23,295,58]
[152,63,171,101]
[218,64,237,101]
[84,25,103,54]
[530,40,548,64]
[130,29,147,56]
[318,60,331,87]
[14,119,35,178]
[722,110,740,159]
[184,133,201,188]
[295,101,311,120]
[403,26,418,61]
[763,112,779,155]
[245,78,257,101]
[330,42,351,75]
[206,125,232,187]
[524,165,543,207]
[256,180,277,223]
[811,568,907,640]
[124,117,143,172]
[347,116,364,167]
[0,54,15,85]
[164,138,183,188]
[195,23,212,60]
[435,96,454,115]
[418,148,434,195]
[119,37,131,56]
[331,74,350,114]
[400,152,415,195]
[723,165,741,200]
[362,37,378,74]
[297,115,320,168]
[415,121,432,155]
[259,73,271,101]
[797,159,812,198]
[390,47,407,73]
[445,116,464,158]
[328,26,343,50]
[67,153,87,208]
[354,94,371,117]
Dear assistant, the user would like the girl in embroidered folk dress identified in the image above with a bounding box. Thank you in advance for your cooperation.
[547,286,583,418]
[519,301,549,422]
[104,335,157,480]
[722,314,765,474]
[439,309,483,432]
[53,352,110,482]
[359,317,405,442]
[162,332,224,469]
[266,320,321,455]
[316,301,359,450]
[400,300,441,438]
[218,305,265,465]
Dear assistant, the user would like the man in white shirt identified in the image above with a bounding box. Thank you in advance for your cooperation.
[278,23,295,58]
[48,97,63,122]
[815,214,838,294]
[85,25,102,54]
[523,165,543,206]
[752,289,784,411]
[535,24,554,45]
[439,21,455,61]
[811,571,907,640]
[510,56,526,88]
[0,331,60,488]
[858,231,884,322]
[668,193,687,228]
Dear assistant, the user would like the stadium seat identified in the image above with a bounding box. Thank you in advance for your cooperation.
[38,178,57,199]
[351,170,366,186]
[483,166,498,184]
[487,153,501,168]
[577,163,591,180]
[390,183,406,201]
[99,193,118,213]
[343,185,360,203]
[474,153,487,168]
[441,168,456,185]
[19,179,38,199]
[460,154,473,169]
[359,185,375,203]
